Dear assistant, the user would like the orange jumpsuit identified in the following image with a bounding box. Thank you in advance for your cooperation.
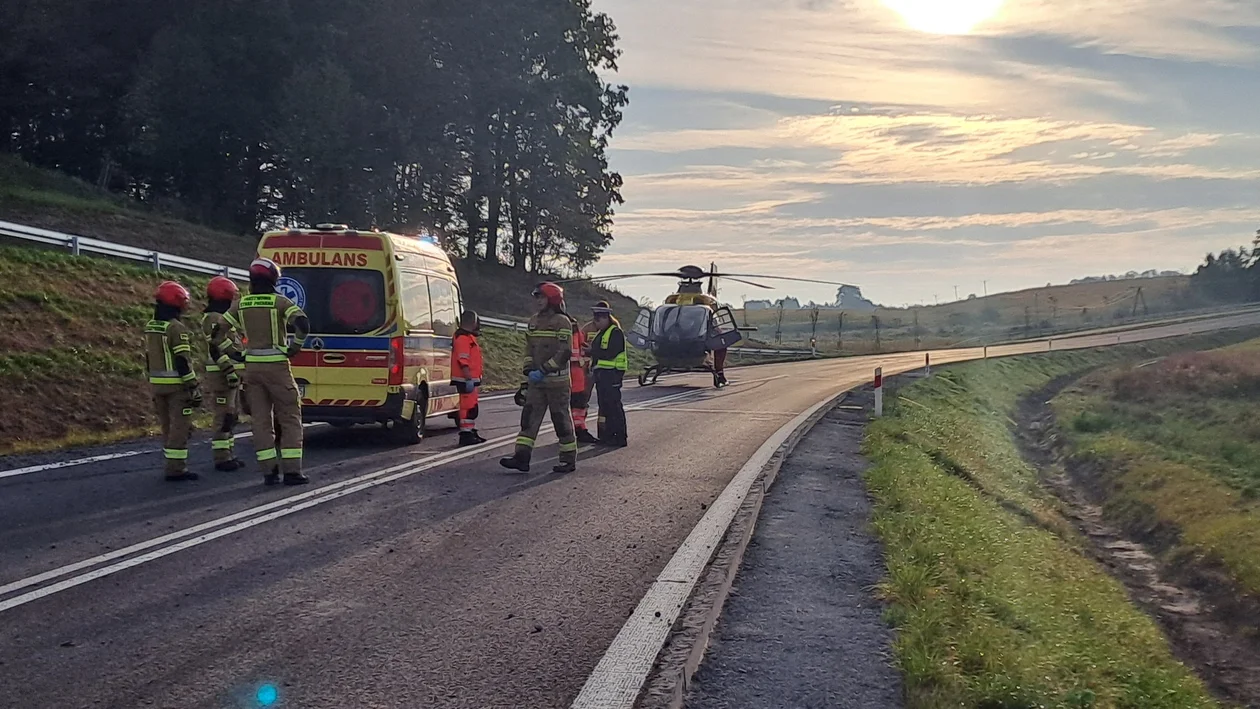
[452,330,483,432]
[570,321,589,434]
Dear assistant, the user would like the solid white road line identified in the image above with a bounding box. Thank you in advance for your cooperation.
[0,451,148,480]
[0,386,718,613]
[570,391,844,709]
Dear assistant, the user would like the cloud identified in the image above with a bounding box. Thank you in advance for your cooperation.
[590,0,1260,305]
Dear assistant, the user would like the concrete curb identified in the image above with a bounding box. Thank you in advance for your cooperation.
[635,390,851,709]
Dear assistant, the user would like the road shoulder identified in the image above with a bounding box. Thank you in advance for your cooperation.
[639,384,903,709]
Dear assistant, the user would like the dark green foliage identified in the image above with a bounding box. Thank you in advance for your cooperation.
[0,0,626,273]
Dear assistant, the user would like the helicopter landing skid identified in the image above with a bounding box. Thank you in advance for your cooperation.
[637,363,727,389]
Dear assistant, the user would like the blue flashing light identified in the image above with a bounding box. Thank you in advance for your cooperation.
[417,234,438,244]
[257,683,279,706]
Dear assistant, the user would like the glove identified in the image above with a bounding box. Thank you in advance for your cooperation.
[527,369,545,385]
[225,370,241,387]
[286,344,301,359]
[187,385,204,408]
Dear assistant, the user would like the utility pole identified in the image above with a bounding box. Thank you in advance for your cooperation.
[809,306,820,348]
[872,315,881,353]
[913,308,921,349]
[954,285,959,301]
[837,311,845,352]
[983,280,988,297]
[740,295,748,327]
[934,294,939,306]
[774,301,785,345]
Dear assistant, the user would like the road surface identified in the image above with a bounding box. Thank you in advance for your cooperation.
[2,311,1258,709]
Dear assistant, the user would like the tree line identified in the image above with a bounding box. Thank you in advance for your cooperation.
[0,0,628,273]
[1190,230,1260,304]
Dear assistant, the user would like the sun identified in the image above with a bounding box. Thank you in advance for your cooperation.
[881,0,1005,35]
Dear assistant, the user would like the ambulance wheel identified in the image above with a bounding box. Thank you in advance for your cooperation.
[391,396,426,445]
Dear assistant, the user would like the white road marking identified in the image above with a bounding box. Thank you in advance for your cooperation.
[0,451,147,480]
[0,388,716,613]
[570,391,845,709]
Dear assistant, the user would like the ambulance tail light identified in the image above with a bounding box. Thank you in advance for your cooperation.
[388,336,405,386]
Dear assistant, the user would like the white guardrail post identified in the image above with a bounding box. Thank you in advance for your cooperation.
[873,367,884,417]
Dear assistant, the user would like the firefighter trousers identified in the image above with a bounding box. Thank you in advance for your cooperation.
[513,382,577,465]
[244,362,304,474]
[594,369,627,446]
[153,387,193,476]
[458,389,479,431]
[205,373,240,463]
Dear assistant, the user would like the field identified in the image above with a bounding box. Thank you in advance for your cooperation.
[862,330,1260,709]
[0,154,639,322]
[0,245,653,454]
[738,276,1196,354]
[1054,342,1260,600]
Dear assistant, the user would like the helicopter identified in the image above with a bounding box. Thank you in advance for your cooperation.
[564,264,851,388]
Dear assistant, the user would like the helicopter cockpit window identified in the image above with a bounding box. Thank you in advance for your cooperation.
[653,305,709,338]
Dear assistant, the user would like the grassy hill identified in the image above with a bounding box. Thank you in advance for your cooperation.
[0,154,638,323]
[737,275,1196,353]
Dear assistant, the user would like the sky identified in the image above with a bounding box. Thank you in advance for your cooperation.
[591,0,1260,308]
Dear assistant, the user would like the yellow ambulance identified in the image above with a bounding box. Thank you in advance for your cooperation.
[255,224,463,444]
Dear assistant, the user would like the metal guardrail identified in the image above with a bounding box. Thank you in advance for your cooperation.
[0,218,818,356]
[0,219,248,280]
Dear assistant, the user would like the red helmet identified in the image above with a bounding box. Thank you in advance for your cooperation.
[533,282,565,309]
[155,281,191,309]
[207,276,239,301]
[249,257,281,283]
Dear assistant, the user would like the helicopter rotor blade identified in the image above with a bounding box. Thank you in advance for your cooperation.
[714,273,856,287]
[553,272,685,285]
[715,275,774,290]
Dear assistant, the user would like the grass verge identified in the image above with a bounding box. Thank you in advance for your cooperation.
[1053,340,1260,601]
[862,330,1260,709]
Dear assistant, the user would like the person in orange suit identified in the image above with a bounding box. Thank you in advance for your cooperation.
[452,310,486,446]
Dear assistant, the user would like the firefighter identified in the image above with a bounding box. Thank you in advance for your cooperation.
[227,258,311,486]
[452,310,487,446]
[145,281,202,482]
[713,347,729,387]
[201,276,246,471]
[499,282,578,474]
[569,313,598,444]
[590,302,628,447]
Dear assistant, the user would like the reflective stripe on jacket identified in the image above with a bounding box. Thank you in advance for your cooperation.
[228,294,306,364]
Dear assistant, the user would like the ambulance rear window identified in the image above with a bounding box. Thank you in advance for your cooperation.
[281,268,386,335]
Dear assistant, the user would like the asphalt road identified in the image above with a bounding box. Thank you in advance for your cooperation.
[3,311,1259,709]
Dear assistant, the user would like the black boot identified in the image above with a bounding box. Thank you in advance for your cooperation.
[458,431,482,447]
[473,430,487,443]
[552,460,576,474]
[283,472,311,486]
[499,454,530,473]
[215,459,245,472]
[264,467,281,486]
[576,428,599,444]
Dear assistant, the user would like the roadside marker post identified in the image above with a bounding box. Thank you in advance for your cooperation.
[874,367,884,417]
[924,353,931,376]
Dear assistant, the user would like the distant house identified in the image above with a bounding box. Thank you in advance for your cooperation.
[777,297,802,310]
[744,299,773,311]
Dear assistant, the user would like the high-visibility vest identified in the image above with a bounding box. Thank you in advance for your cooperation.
[594,326,628,372]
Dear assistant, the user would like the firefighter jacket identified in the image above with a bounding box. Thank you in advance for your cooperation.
[591,323,628,372]
[226,293,309,365]
[523,310,572,385]
[452,330,484,384]
[201,311,244,375]
[145,318,198,392]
